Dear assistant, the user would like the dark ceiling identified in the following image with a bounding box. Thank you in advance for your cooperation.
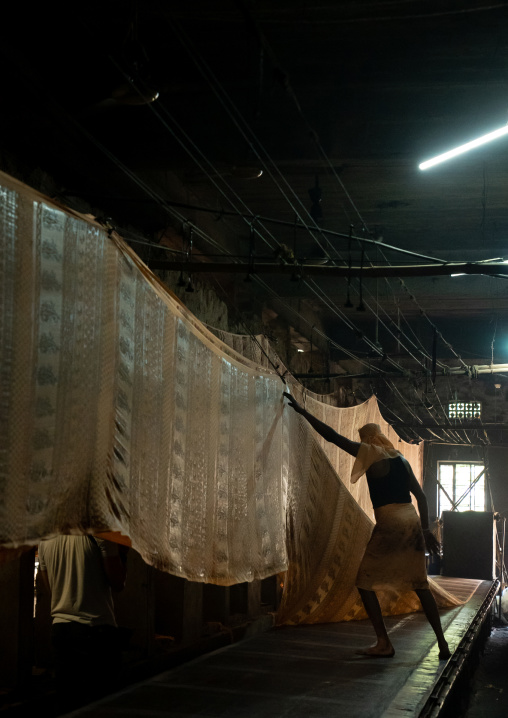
[2,0,508,396]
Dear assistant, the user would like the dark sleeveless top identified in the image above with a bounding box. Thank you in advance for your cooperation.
[366,455,412,509]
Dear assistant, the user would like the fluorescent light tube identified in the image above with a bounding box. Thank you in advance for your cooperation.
[419,124,508,170]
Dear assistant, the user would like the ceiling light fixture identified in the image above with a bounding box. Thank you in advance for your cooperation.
[112,80,159,105]
[419,124,508,170]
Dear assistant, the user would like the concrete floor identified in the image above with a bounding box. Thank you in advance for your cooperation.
[68,578,493,718]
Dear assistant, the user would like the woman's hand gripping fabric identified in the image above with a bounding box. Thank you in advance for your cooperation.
[283,391,304,414]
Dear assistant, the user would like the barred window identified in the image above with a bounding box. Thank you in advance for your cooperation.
[437,462,485,515]
[448,401,481,420]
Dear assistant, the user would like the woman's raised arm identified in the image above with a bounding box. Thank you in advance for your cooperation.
[283,392,360,457]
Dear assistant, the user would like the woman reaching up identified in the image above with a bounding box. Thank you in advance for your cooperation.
[283,391,450,660]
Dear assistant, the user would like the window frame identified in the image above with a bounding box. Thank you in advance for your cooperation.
[437,460,486,516]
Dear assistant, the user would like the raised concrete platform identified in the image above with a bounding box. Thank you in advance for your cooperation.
[68,577,498,718]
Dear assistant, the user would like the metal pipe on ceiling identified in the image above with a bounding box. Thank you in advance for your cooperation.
[128,198,445,265]
[293,364,508,379]
[147,260,508,278]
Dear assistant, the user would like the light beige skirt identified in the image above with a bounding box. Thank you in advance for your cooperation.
[356,502,429,592]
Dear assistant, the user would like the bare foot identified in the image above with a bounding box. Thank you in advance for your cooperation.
[438,641,451,660]
[356,642,395,658]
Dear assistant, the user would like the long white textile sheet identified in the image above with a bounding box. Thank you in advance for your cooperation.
[0,171,455,624]
[0,172,290,584]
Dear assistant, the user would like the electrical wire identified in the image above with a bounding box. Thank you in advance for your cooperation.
[228,0,500,376]
[66,3,508,400]
[145,77,476,437]
[108,76,413,377]
[138,30,490,439]
[228,2,508,24]
[80,13,506,440]
[211,3,477,392]
[374,393,425,443]
[153,35,442,380]
[206,285,290,383]
[108,62,284,257]
[252,275,391,373]
[114,41,436,383]
[127,12,484,406]
[164,15,358,264]
[44,57,390,382]
[6,10,501,447]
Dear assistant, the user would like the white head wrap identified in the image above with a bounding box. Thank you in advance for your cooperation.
[350,423,401,483]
